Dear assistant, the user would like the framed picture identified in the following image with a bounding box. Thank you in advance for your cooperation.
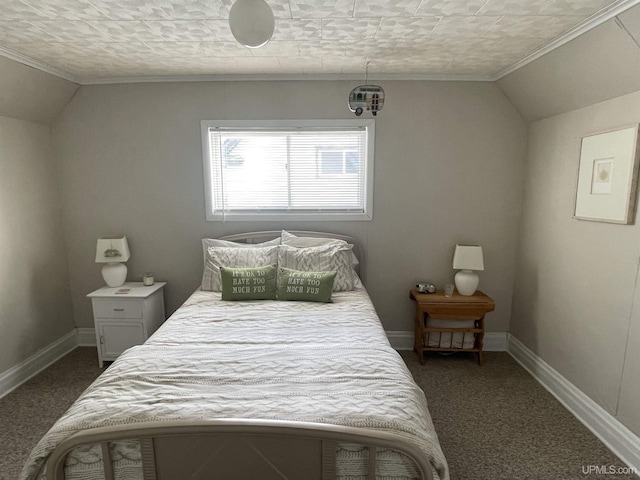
[574,124,640,224]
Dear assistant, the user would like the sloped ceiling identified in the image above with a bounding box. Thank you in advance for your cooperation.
[498,3,640,121]
[0,56,78,125]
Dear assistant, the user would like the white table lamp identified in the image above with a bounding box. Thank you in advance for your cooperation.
[453,244,484,296]
[96,236,130,287]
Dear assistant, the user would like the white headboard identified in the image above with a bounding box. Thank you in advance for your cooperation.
[219,231,363,275]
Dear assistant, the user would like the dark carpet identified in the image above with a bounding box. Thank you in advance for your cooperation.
[0,348,636,480]
[0,348,103,480]
[401,351,637,480]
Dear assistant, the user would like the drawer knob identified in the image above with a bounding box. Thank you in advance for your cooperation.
[114,308,125,312]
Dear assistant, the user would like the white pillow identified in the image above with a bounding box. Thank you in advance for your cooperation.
[201,238,280,290]
[278,244,355,291]
[280,230,359,267]
[201,244,279,291]
[281,230,346,247]
[203,237,280,251]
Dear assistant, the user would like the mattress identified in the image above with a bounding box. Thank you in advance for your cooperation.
[21,287,449,480]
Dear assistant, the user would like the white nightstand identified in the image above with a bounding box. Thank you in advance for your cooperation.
[87,282,166,367]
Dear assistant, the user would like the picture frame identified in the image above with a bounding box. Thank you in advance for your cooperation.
[573,124,640,224]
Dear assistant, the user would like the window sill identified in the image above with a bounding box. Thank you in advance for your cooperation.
[206,212,373,222]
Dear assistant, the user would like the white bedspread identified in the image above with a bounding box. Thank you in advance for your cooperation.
[147,287,387,347]
[21,288,449,480]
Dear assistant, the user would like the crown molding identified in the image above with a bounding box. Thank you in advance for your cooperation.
[0,45,81,84]
[80,72,494,85]
[494,0,640,80]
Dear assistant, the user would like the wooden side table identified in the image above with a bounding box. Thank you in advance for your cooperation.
[87,282,166,367]
[410,289,495,365]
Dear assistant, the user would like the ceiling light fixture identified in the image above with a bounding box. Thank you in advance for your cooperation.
[228,0,275,49]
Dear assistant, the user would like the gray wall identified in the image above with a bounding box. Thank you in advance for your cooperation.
[511,89,640,436]
[0,57,77,374]
[53,80,527,333]
[503,3,640,438]
[0,115,74,373]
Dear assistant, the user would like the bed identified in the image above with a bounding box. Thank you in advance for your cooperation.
[21,231,449,480]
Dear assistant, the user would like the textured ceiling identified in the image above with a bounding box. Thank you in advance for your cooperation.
[0,0,634,84]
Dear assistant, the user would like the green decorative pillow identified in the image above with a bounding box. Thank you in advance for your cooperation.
[220,265,277,301]
[277,268,336,303]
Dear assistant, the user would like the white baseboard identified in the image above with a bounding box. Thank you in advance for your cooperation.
[508,334,640,473]
[0,330,77,399]
[386,330,508,351]
[76,327,96,346]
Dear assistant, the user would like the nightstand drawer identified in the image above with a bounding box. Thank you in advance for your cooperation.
[92,299,143,319]
[423,304,488,318]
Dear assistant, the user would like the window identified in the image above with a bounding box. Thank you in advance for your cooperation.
[318,149,359,175]
[201,120,374,221]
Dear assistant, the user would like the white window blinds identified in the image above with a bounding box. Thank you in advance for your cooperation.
[201,120,374,221]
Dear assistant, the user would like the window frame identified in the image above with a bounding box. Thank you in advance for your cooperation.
[201,119,375,222]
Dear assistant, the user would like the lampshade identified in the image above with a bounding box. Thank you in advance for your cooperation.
[95,236,130,264]
[229,0,275,48]
[452,245,484,271]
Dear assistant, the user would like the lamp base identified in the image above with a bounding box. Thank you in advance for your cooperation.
[455,270,479,296]
[102,263,127,287]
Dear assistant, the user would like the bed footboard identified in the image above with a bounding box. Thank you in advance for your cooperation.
[45,420,434,480]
